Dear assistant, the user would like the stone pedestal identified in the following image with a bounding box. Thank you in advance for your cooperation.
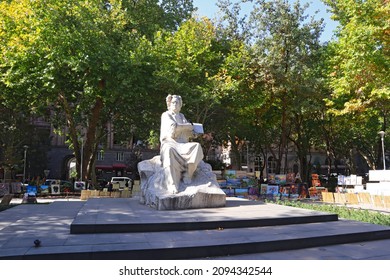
[138,156,226,210]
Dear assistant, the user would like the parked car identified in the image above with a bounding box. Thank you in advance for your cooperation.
[110,177,132,190]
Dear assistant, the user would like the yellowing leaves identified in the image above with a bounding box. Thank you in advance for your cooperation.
[0,0,43,59]
[325,0,389,116]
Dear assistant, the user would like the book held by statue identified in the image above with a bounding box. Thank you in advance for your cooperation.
[193,123,204,134]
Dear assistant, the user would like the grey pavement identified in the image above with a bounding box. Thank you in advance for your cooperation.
[0,196,390,260]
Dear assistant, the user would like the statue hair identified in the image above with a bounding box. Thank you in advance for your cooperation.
[166,94,182,109]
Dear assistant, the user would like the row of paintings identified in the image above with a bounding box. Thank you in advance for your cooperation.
[267,173,301,184]
[221,184,303,198]
[224,170,302,185]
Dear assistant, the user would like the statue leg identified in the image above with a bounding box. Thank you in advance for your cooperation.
[183,163,197,184]
[161,146,186,193]
[163,166,181,194]
[182,143,204,184]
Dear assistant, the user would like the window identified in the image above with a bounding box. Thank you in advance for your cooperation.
[116,152,124,162]
[267,156,277,174]
[97,150,104,161]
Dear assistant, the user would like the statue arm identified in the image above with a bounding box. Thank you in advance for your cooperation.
[175,123,193,133]
[160,112,176,141]
[161,112,194,143]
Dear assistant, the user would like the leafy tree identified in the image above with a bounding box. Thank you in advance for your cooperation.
[248,0,324,177]
[151,16,234,159]
[0,0,194,181]
[212,0,325,179]
[201,0,267,170]
[0,104,29,181]
[323,0,389,169]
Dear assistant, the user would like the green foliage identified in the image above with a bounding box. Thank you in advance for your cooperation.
[0,0,387,182]
[323,0,389,115]
[0,0,194,180]
[272,199,390,226]
[322,0,389,170]
[151,16,234,140]
[213,0,326,175]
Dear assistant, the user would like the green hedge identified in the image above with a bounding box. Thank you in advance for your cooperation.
[269,200,390,226]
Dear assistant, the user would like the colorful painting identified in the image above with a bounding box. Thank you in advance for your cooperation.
[217,180,227,187]
[287,173,295,183]
[26,185,38,194]
[268,173,276,184]
[275,174,287,184]
[260,184,268,195]
[222,188,235,196]
[226,178,241,187]
[74,181,86,191]
[267,185,279,195]
[225,170,236,179]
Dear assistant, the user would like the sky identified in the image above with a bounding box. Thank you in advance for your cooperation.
[191,0,338,43]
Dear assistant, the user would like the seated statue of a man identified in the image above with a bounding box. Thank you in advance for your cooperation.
[160,94,203,194]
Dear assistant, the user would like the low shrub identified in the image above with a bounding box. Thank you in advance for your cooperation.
[269,200,390,226]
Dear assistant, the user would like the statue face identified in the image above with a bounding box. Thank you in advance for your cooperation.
[169,96,182,113]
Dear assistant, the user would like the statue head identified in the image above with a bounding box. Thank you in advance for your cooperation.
[166,94,183,113]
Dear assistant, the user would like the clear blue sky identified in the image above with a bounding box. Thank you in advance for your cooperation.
[191,0,338,43]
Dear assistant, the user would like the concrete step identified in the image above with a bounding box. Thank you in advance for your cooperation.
[1,198,390,260]
[8,220,390,260]
[70,197,339,234]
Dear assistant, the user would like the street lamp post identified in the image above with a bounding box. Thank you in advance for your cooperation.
[246,141,250,173]
[80,137,84,181]
[23,145,28,183]
[379,131,386,170]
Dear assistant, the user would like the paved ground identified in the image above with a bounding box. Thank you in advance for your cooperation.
[0,196,390,260]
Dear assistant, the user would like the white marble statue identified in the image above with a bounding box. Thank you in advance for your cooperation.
[137,95,226,210]
[160,94,204,194]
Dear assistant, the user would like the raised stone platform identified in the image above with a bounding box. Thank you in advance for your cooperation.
[70,198,338,234]
[2,197,390,260]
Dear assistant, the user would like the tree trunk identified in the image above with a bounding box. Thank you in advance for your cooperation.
[82,97,104,181]
[59,92,104,182]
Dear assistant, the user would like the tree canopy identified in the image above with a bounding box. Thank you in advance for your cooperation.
[0,0,388,184]
[0,0,194,180]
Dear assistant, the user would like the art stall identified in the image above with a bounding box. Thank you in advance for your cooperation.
[218,170,258,199]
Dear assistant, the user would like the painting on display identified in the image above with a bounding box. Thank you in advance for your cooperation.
[260,184,268,195]
[74,181,86,191]
[268,173,276,184]
[26,185,38,194]
[275,174,287,185]
[222,188,235,196]
[287,173,295,183]
[225,170,236,179]
[266,185,279,195]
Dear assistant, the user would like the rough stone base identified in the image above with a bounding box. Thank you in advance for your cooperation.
[151,185,226,210]
[138,156,226,210]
